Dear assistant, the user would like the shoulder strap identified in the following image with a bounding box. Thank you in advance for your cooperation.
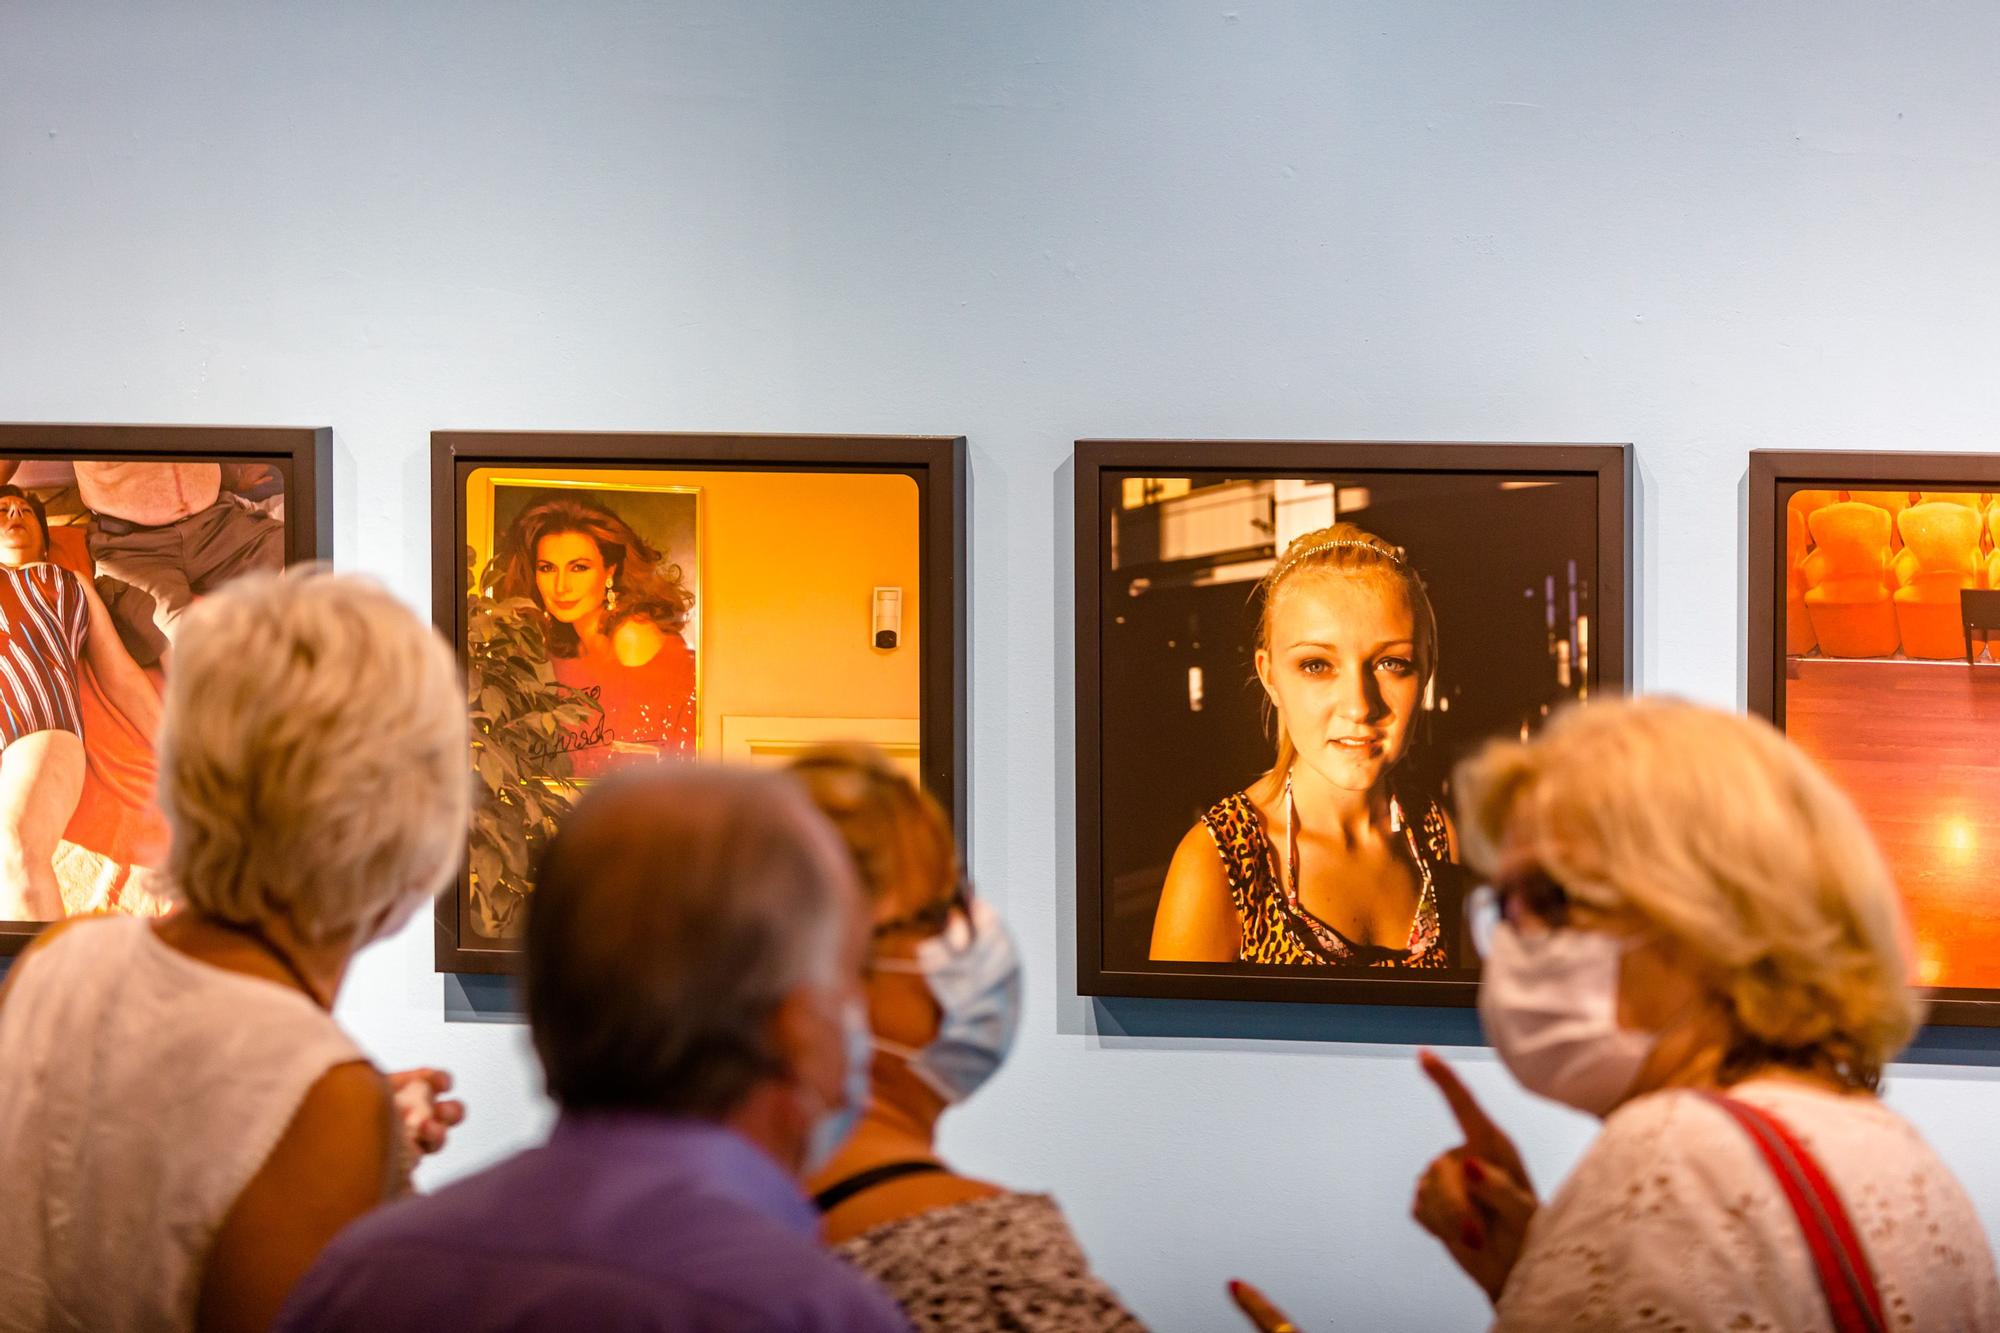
[1696,1092,1886,1333]
[812,1159,948,1214]
[1201,793,1268,920]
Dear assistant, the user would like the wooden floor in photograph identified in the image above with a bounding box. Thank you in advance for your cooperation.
[1785,659,2000,989]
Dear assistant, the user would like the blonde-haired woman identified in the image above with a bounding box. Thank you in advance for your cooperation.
[1150,523,1463,967]
[0,571,471,1331]
[1407,698,1997,1328]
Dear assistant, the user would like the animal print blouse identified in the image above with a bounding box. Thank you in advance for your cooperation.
[835,1191,1146,1331]
[1202,789,1457,967]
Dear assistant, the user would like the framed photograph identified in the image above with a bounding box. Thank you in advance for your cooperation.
[0,423,329,952]
[1075,440,1631,1006]
[434,431,966,974]
[1747,449,2000,1027]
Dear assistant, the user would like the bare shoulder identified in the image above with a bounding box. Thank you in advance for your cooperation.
[610,615,669,667]
[822,1169,1006,1247]
[200,1060,394,1332]
[1165,819,1228,887]
[930,1171,1006,1206]
[1150,817,1239,961]
[250,1059,395,1215]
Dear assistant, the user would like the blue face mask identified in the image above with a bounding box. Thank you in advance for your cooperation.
[873,897,1023,1105]
[803,996,874,1174]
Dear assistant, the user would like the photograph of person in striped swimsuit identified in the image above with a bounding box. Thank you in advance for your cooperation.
[0,484,163,920]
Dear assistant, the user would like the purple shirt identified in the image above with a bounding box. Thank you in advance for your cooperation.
[276,1114,911,1333]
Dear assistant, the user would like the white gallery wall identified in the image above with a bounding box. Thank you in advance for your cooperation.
[6,4,2000,1329]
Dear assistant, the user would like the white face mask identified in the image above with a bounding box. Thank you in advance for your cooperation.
[802,996,874,1174]
[1478,919,1655,1117]
[872,897,1022,1106]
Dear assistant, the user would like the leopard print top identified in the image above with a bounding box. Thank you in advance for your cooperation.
[1202,788,1456,967]
[835,1192,1147,1331]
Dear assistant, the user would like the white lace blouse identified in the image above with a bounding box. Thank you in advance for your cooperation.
[1495,1078,2000,1332]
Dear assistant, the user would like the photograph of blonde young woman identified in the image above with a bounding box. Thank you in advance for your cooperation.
[0,453,292,926]
[1083,459,1622,994]
[1150,524,1457,968]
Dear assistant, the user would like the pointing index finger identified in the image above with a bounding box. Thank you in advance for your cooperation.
[1419,1048,1532,1180]
[1420,1049,1493,1138]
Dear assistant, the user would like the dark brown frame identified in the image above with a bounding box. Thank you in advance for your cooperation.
[433,430,968,974]
[0,422,331,956]
[1075,439,1632,1006]
[1748,448,2000,1027]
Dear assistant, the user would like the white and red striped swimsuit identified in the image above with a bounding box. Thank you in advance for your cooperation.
[0,564,87,748]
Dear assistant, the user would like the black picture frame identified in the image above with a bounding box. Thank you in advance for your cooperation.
[433,430,967,975]
[1747,448,2000,1027]
[1075,439,1632,1006]
[0,422,331,957]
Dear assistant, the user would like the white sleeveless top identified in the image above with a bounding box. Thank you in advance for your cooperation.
[0,916,367,1333]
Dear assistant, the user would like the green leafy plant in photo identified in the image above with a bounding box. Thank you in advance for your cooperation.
[463,547,601,938]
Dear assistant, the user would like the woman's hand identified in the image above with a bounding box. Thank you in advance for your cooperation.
[1228,1279,1303,1332]
[1411,1050,1538,1305]
[387,1067,466,1158]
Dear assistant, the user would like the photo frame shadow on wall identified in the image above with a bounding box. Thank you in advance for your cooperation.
[432,430,967,975]
[1747,449,2000,1028]
[0,423,330,954]
[1074,440,1632,1008]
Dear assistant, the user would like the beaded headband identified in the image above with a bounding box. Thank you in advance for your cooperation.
[1268,535,1408,585]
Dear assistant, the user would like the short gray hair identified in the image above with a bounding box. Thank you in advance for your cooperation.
[159,571,468,946]
[525,765,856,1117]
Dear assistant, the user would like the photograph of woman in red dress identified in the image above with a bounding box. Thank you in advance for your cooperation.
[489,490,698,778]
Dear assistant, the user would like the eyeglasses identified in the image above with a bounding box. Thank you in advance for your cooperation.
[871,876,970,944]
[1467,865,1573,957]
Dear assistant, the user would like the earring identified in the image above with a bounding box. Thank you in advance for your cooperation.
[605,572,618,612]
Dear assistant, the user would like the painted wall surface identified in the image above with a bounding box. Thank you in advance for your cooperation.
[465,465,923,756]
[5,5,2000,1329]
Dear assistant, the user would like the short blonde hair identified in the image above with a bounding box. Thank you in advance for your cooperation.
[1455,697,1920,1090]
[159,570,468,946]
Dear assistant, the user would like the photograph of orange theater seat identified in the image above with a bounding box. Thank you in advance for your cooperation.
[1846,489,1914,550]
[1919,490,1987,512]
[1802,502,1899,658]
[1787,487,1843,534]
[1984,508,2000,663]
[1751,451,2000,1018]
[1785,506,1816,655]
[1891,501,1983,659]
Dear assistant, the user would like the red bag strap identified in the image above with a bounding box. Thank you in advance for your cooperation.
[1697,1091,1886,1333]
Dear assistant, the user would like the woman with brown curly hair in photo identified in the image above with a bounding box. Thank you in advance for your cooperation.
[492,493,696,777]
[1149,522,1464,968]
